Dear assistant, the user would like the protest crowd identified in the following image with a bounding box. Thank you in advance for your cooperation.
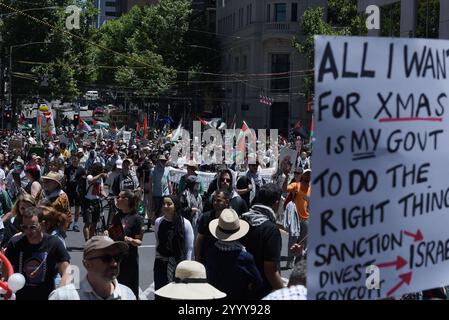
[0,114,446,301]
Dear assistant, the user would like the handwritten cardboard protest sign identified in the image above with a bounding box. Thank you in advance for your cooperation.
[123,131,131,144]
[310,36,449,300]
[279,147,297,173]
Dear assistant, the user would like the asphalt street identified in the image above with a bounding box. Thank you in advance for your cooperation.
[65,216,294,300]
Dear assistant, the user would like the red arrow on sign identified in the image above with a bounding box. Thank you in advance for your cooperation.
[377,256,407,270]
[387,272,413,297]
[403,230,424,242]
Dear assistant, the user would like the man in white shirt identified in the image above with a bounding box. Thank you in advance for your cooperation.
[49,236,136,300]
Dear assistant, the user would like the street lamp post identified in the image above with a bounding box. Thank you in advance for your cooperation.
[8,41,50,125]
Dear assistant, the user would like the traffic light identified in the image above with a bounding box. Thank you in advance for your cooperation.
[73,114,80,126]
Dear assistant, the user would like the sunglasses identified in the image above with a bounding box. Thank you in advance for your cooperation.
[86,255,124,264]
[21,224,39,231]
[221,178,231,183]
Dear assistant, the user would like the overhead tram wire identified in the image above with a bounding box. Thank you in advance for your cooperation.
[0,2,313,95]
[1,2,313,79]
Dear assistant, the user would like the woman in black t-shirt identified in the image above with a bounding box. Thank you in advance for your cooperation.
[109,190,144,298]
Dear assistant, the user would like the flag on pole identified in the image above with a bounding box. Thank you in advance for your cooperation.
[171,118,183,142]
[78,118,92,132]
[36,112,42,145]
[196,115,208,127]
[236,121,257,163]
[143,115,148,139]
[309,115,314,148]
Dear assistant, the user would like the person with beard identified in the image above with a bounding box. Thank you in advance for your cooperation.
[5,206,71,300]
[205,168,247,216]
[49,236,135,300]
[195,189,230,264]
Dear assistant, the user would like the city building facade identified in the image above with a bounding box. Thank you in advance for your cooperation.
[216,0,326,133]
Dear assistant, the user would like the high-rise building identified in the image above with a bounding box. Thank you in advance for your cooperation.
[94,0,127,28]
[216,0,326,132]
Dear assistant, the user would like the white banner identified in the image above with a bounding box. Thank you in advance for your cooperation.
[310,36,449,300]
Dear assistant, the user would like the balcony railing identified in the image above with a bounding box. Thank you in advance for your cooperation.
[264,22,291,31]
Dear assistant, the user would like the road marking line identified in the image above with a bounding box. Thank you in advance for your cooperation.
[139,245,156,248]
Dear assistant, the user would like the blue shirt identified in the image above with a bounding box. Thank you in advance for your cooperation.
[151,165,170,197]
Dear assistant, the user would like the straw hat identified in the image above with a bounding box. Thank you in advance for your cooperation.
[154,261,226,300]
[209,208,249,242]
[42,172,63,187]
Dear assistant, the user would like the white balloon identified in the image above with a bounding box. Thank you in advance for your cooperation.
[8,273,26,292]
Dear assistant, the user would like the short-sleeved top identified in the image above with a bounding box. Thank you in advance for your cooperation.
[5,234,71,300]
[109,211,144,260]
[287,182,311,220]
[151,165,170,197]
[112,172,139,196]
[196,210,219,263]
[240,220,282,298]
[64,165,86,191]
[85,176,104,200]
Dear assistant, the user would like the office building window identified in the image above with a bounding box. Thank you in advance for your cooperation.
[291,3,298,22]
[233,12,235,31]
[105,11,116,17]
[274,3,287,22]
[270,54,290,92]
[239,8,243,28]
[105,1,115,7]
[242,55,247,71]
[249,4,252,24]
[267,4,271,22]
[218,19,223,33]
[246,5,250,25]
[234,57,240,72]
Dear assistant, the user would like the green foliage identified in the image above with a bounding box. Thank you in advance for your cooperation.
[416,0,440,39]
[0,0,98,101]
[0,0,220,107]
[294,0,362,97]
